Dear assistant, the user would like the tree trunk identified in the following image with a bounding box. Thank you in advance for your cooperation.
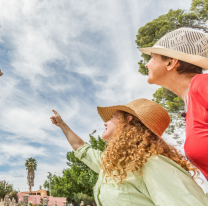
[27,169,35,194]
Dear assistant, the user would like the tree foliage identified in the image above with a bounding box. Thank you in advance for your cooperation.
[9,191,18,202]
[152,87,185,142]
[191,0,208,21]
[73,193,95,206]
[43,172,53,192]
[0,180,14,199]
[25,158,37,170]
[135,0,208,141]
[44,135,106,205]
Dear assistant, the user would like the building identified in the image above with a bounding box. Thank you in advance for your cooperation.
[18,189,48,196]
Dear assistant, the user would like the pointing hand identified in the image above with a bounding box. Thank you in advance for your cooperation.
[50,110,64,127]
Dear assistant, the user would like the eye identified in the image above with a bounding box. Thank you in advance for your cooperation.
[150,53,153,59]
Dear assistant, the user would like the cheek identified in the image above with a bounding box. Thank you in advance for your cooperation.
[102,130,112,142]
[146,59,153,68]
[150,60,160,70]
[102,124,117,141]
[106,127,115,137]
[150,61,166,75]
[110,121,118,133]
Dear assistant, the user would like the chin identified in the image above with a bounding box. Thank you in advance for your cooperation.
[102,133,107,141]
[147,77,154,84]
[102,137,108,142]
[147,75,158,85]
[102,133,110,142]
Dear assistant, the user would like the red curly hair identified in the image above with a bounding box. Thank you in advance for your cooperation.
[101,111,199,183]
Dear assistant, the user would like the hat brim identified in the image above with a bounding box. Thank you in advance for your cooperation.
[139,46,208,70]
[97,105,137,122]
[97,105,163,139]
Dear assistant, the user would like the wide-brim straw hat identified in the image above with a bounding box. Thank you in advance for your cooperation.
[139,27,208,70]
[97,98,170,139]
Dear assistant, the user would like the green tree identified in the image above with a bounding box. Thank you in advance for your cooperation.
[135,1,208,142]
[44,134,106,205]
[152,87,185,144]
[9,191,18,202]
[25,158,37,194]
[43,172,53,192]
[191,0,208,21]
[73,193,95,206]
[0,181,14,199]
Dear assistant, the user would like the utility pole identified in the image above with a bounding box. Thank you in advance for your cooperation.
[47,172,52,196]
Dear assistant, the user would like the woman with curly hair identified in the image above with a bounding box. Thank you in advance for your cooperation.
[50,99,208,206]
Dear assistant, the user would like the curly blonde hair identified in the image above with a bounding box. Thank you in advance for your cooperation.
[101,111,199,183]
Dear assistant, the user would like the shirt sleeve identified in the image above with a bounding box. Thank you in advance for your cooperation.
[142,155,208,206]
[191,74,208,109]
[74,143,102,174]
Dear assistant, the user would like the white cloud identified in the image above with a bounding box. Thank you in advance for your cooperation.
[1,0,205,194]
[0,144,46,161]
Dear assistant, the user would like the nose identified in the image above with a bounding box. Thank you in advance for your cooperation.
[145,63,148,68]
[104,122,107,127]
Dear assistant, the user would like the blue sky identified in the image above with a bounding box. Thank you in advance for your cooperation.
[0,0,208,193]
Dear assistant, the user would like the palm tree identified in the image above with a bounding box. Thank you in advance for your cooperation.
[25,158,37,194]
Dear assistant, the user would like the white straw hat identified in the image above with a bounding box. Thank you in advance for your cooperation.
[139,27,208,70]
[97,98,170,139]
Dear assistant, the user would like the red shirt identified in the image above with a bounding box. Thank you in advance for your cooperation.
[184,73,208,180]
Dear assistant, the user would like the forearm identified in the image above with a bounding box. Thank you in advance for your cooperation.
[60,121,85,151]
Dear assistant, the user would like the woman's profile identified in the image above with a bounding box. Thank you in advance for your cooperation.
[139,28,208,179]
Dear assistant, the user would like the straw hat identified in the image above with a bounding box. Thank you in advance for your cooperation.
[139,27,208,70]
[97,98,170,138]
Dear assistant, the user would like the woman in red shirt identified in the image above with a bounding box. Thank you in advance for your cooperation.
[184,73,208,178]
[139,27,208,180]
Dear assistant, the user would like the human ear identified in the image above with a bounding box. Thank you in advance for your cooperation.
[167,58,179,71]
[127,115,133,122]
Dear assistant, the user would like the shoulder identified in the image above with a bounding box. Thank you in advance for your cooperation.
[190,73,208,88]
[189,74,208,99]
[142,155,166,173]
[142,155,167,169]
[142,155,190,177]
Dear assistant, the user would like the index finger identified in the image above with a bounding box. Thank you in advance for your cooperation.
[52,110,58,115]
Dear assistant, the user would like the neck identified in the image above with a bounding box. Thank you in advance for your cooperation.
[159,73,197,101]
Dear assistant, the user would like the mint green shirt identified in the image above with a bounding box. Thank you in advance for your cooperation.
[75,143,208,206]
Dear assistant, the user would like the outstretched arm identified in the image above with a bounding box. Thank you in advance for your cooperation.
[50,110,85,151]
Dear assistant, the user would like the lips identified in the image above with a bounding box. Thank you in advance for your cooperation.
[103,128,107,134]
[148,69,151,76]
